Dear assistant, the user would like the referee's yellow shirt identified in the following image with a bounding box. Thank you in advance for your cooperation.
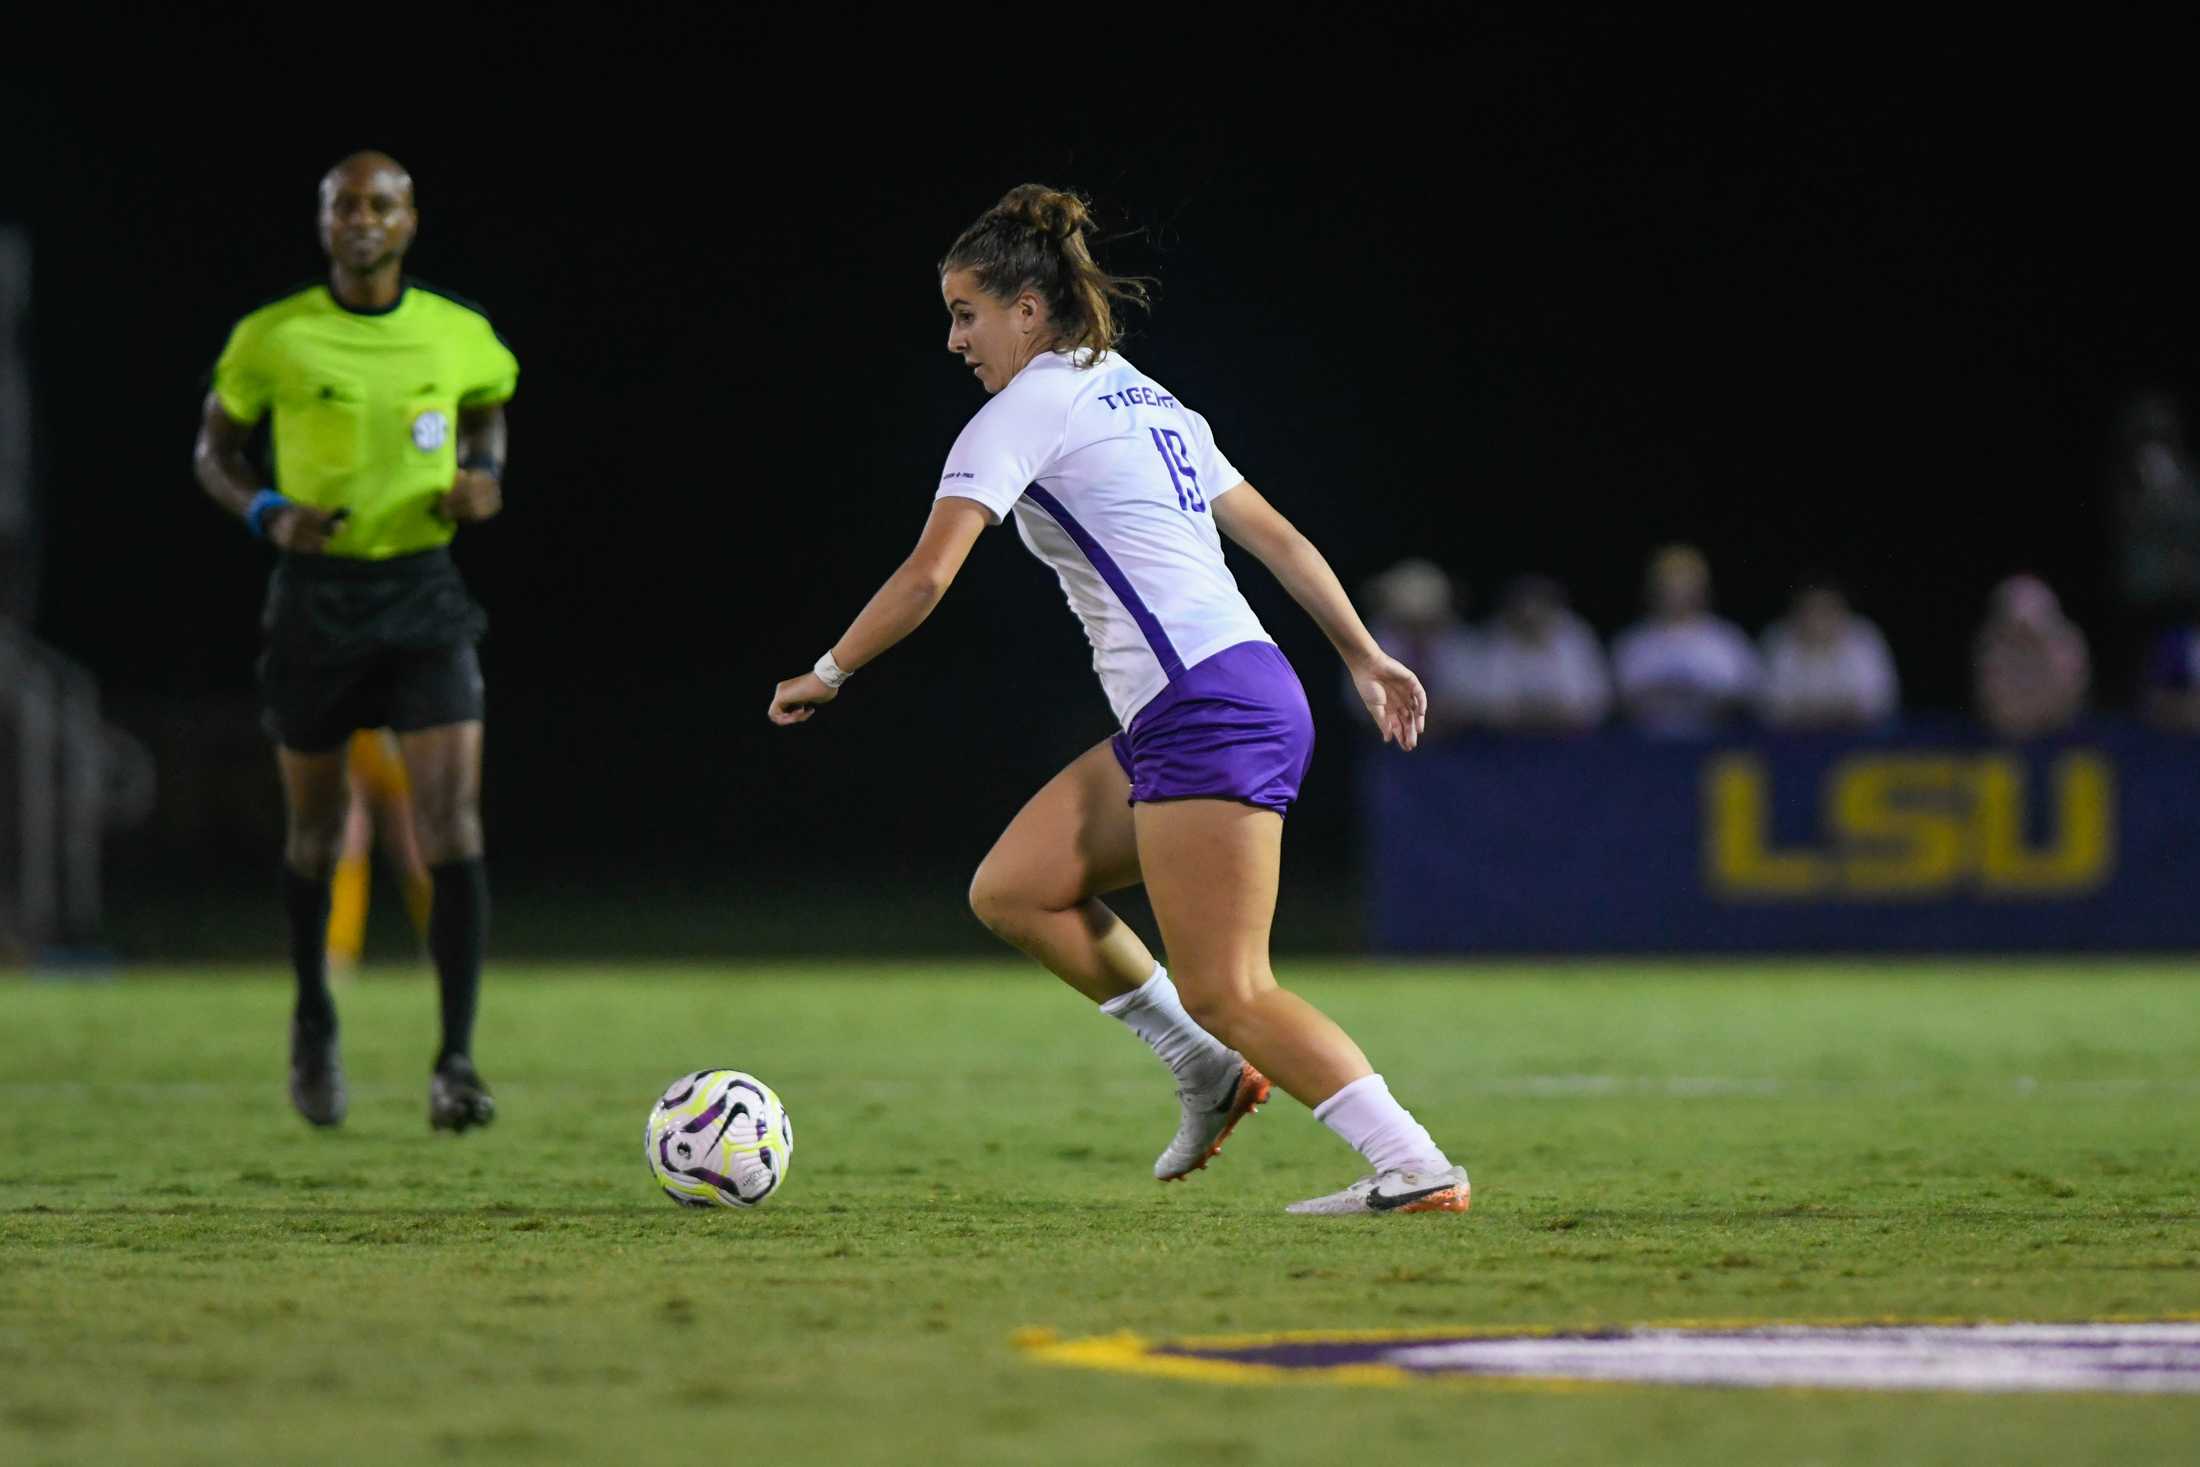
[213,282,519,560]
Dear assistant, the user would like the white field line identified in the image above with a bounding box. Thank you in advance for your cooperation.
[1379,1324,2200,1394]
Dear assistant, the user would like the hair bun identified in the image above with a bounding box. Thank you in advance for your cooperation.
[996,183,1090,242]
[941,183,1147,364]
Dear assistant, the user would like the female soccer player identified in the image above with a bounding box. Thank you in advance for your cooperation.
[769,185,1467,1215]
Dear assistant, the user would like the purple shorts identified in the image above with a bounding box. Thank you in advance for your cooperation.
[1109,641,1315,814]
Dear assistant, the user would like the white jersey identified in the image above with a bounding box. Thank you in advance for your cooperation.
[936,349,1273,726]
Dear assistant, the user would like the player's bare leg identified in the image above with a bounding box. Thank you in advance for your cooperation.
[399,720,494,1131]
[969,740,1269,1178]
[277,745,351,1126]
[1134,799,1366,1102]
[1137,798,1466,1214]
[969,739,1150,1001]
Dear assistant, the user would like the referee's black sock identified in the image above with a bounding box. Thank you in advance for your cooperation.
[283,866,336,1041]
[429,858,489,1066]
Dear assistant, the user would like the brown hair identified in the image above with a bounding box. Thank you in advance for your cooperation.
[940,184,1148,364]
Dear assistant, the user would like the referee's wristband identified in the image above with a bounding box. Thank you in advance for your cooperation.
[458,454,503,479]
[245,489,291,540]
[814,651,851,689]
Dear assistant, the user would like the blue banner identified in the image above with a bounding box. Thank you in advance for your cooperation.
[1360,719,2200,952]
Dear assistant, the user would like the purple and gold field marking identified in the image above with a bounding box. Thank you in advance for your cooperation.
[1015,1317,2200,1396]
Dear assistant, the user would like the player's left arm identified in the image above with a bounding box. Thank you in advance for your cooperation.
[439,404,508,524]
[767,496,993,725]
[1213,481,1427,750]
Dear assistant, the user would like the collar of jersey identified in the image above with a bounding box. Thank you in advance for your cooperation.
[325,280,411,318]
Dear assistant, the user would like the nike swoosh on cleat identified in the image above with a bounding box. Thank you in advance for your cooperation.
[1366,1182,1457,1212]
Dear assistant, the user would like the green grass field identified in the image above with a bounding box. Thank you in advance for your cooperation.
[4,961,2198,1465]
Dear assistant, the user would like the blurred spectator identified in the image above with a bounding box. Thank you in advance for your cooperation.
[1975,574,2089,738]
[1759,580,1899,730]
[1479,575,1610,732]
[1360,558,1480,737]
[1612,544,1760,736]
[2140,624,2200,732]
[2110,391,2200,617]
[2107,391,2200,701]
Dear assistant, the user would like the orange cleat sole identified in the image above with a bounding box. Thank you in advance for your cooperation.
[1158,1062,1272,1182]
[1394,1184,1471,1213]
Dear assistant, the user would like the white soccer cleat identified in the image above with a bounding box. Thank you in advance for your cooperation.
[1285,1163,1471,1216]
[1155,1058,1271,1181]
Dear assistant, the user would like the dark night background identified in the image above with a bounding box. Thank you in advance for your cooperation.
[4,16,2193,954]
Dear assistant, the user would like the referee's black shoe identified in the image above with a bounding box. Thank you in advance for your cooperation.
[429,1054,496,1133]
[289,1021,347,1128]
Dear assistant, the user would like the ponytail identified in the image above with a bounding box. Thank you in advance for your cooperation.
[940,184,1148,363]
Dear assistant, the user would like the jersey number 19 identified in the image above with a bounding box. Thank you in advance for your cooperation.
[1150,427,1205,514]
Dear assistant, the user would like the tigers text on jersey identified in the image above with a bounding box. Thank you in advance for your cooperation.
[212,281,519,560]
[935,350,1271,727]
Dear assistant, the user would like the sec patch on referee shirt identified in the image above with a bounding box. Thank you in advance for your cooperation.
[411,409,450,452]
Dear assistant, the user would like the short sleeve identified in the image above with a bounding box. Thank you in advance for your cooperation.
[935,392,1062,524]
[211,316,271,425]
[1183,408,1243,499]
[458,318,519,408]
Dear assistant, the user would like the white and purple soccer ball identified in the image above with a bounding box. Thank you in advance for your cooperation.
[644,1070,794,1208]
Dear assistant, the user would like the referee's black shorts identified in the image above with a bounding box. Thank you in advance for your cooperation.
[257,547,488,754]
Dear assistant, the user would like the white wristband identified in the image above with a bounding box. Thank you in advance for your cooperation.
[814,651,850,689]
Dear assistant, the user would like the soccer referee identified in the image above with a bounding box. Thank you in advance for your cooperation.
[192,151,515,1133]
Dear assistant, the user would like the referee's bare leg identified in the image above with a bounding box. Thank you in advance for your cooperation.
[400,719,495,1131]
[277,745,352,1126]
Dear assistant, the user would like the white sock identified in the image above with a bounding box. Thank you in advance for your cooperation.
[1313,1073,1449,1175]
[1098,967,1236,1092]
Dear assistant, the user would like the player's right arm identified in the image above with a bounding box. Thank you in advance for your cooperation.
[192,392,345,553]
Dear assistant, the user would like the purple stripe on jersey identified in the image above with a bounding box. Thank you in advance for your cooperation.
[1022,485,1185,679]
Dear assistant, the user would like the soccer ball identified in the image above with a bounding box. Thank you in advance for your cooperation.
[644,1070,794,1208]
